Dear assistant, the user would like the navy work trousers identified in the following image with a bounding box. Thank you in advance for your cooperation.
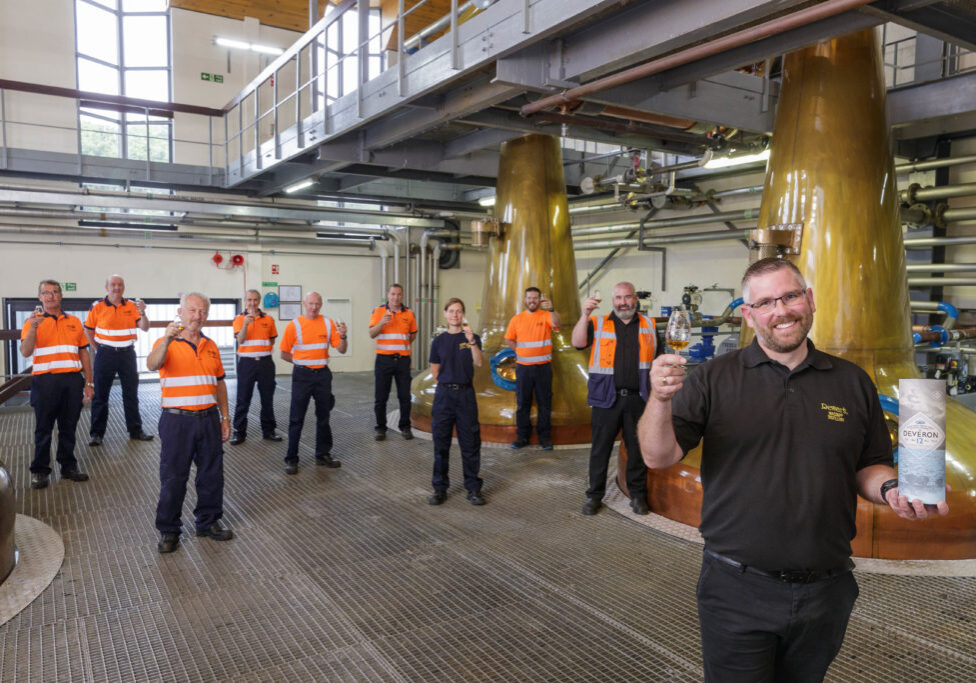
[515,362,552,442]
[431,384,482,493]
[286,365,334,464]
[90,345,143,437]
[373,353,412,431]
[696,549,858,682]
[586,391,647,499]
[232,355,277,437]
[155,410,224,534]
[29,371,84,475]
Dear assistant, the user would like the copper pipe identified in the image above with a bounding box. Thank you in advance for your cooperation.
[520,0,877,116]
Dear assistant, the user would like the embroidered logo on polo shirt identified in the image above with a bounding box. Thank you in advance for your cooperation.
[459,342,472,350]
[821,402,848,422]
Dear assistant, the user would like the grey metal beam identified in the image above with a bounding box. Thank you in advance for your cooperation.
[864,1,976,51]
[443,126,523,159]
[888,71,976,139]
[0,187,447,227]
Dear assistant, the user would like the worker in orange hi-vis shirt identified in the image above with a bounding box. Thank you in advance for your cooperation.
[20,279,95,490]
[368,283,417,441]
[84,273,153,446]
[504,286,561,451]
[279,291,347,476]
[147,291,232,555]
[229,289,281,445]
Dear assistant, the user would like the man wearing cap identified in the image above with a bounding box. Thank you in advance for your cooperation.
[84,274,153,446]
[20,279,94,489]
[230,289,281,445]
[505,287,561,450]
[368,284,417,441]
[147,291,233,554]
[572,281,655,516]
[279,291,347,475]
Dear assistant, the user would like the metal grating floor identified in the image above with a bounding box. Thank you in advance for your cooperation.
[0,371,973,681]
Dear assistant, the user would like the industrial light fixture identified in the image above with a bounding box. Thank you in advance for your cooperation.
[285,178,316,193]
[215,37,284,56]
[478,195,496,207]
[703,149,770,170]
[78,219,177,231]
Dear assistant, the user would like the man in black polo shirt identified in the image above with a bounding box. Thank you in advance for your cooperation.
[572,281,657,516]
[639,257,949,682]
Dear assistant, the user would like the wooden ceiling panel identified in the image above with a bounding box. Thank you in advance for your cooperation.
[169,0,340,33]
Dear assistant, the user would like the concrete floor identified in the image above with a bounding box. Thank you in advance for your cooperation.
[0,371,974,681]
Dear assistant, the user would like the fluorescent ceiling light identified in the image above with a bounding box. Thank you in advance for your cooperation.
[285,179,315,193]
[478,195,496,207]
[78,219,176,232]
[703,149,770,170]
[215,37,283,56]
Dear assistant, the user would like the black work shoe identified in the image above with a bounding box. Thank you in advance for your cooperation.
[30,472,49,489]
[581,497,602,516]
[466,490,486,506]
[540,440,554,451]
[401,427,414,440]
[195,521,234,541]
[630,496,649,515]
[157,533,180,554]
[315,454,341,468]
[428,490,447,505]
[284,463,298,475]
[88,435,103,447]
[375,430,387,441]
[229,433,246,445]
[131,431,154,441]
[510,438,529,449]
[61,469,89,483]
[262,432,283,442]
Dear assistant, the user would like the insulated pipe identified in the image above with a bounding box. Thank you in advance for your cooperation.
[904,236,976,248]
[905,263,976,273]
[418,229,454,359]
[0,236,377,258]
[573,229,750,250]
[907,278,976,286]
[571,209,760,236]
[896,155,976,173]
[944,207,976,222]
[520,0,876,116]
[902,183,976,203]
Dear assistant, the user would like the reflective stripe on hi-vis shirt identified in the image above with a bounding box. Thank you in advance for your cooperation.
[506,310,554,365]
[95,326,139,347]
[377,333,410,352]
[238,339,271,358]
[22,315,86,375]
[371,306,416,356]
[156,336,224,410]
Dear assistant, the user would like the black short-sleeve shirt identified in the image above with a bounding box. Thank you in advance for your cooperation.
[671,339,893,570]
[429,331,482,385]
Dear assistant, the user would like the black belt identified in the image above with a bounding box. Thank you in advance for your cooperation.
[616,387,639,396]
[163,406,218,417]
[98,344,135,352]
[379,353,407,360]
[705,549,853,584]
[440,383,471,390]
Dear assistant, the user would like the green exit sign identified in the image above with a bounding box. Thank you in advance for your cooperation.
[64,282,77,291]
[262,281,278,287]
[200,72,224,83]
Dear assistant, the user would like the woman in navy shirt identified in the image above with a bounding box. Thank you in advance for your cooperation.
[428,297,485,506]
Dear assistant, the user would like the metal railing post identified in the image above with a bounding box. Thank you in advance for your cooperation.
[397,0,405,97]
[451,0,459,70]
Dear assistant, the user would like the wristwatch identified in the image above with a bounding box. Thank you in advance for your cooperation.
[86,382,95,388]
[880,478,899,505]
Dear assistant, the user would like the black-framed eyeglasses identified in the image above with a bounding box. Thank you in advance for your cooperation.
[745,289,806,312]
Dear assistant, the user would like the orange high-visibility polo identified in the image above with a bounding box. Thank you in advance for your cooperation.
[232,311,278,358]
[154,335,225,410]
[21,313,88,375]
[369,305,417,355]
[504,309,558,365]
[280,315,342,369]
[84,297,142,347]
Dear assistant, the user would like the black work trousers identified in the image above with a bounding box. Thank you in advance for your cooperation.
[155,410,224,534]
[286,366,334,463]
[586,391,647,500]
[696,549,858,682]
[29,371,84,475]
[90,345,143,438]
[515,362,552,442]
[233,355,277,437]
[373,353,412,431]
[431,384,482,493]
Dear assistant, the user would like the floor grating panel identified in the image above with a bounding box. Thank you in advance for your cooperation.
[0,372,972,681]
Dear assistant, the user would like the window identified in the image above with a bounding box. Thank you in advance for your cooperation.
[75,0,172,161]
[317,8,385,107]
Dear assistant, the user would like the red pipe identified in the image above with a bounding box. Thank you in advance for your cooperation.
[520,0,877,116]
